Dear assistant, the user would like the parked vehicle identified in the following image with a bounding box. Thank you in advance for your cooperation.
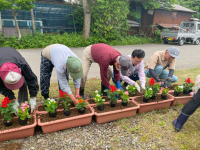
[161,21,200,46]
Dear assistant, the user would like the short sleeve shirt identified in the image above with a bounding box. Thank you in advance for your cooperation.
[144,51,176,71]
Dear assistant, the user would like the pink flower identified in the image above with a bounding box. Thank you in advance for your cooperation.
[76,95,79,98]
[160,87,163,91]
[22,108,25,113]
[165,87,168,89]
[159,82,161,86]
[124,91,129,95]
[20,107,24,109]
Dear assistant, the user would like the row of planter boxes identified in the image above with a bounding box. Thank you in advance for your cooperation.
[0,92,193,142]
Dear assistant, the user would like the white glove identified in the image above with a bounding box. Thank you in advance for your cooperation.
[12,100,19,115]
[133,82,141,92]
[29,97,36,113]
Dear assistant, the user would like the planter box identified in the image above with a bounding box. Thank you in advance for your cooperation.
[86,96,110,106]
[92,100,140,124]
[0,115,37,142]
[132,94,174,114]
[168,91,193,106]
[35,104,63,114]
[37,106,94,134]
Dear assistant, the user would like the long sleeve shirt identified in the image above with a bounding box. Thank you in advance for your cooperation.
[50,44,81,95]
[91,43,121,87]
[0,47,39,100]
[120,55,146,89]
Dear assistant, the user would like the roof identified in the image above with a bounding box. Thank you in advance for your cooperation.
[127,20,140,27]
[156,23,179,28]
[160,4,196,13]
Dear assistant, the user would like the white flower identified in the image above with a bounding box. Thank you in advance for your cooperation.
[102,99,105,101]
[179,85,183,89]
[47,98,50,100]
[149,88,152,91]
[95,90,98,93]
[50,99,55,102]
[126,85,129,90]
[96,94,100,97]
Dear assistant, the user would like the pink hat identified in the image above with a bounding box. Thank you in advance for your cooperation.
[0,62,24,90]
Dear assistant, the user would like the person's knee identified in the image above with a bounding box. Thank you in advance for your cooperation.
[171,75,178,83]
[154,65,164,74]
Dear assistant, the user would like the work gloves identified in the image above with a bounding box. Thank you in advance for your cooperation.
[116,81,123,90]
[133,82,141,92]
[29,97,37,113]
[12,100,19,115]
[164,78,171,88]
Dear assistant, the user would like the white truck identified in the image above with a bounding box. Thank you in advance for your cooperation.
[160,21,200,46]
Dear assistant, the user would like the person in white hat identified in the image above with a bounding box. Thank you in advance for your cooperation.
[0,47,39,114]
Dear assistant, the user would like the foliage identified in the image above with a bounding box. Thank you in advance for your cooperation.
[161,87,169,96]
[58,90,71,110]
[104,85,118,103]
[93,90,105,106]
[152,83,161,96]
[18,101,32,120]
[153,28,163,44]
[126,85,137,95]
[0,97,15,122]
[0,32,153,49]
[144,88,153,99]
[174,85,184,93]
[90,0,130,40]
[0,0,12,11]
[183,78,195,92]
[75,96,88,110]
[119,91,130,103]
[44,98,58,113]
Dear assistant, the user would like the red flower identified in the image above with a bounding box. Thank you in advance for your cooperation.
[149,78,156,86]
[1,97,11,108]
[185,78,191,83]
[78,100,83,103]
[59,90,68,98]
[109,85,117,93]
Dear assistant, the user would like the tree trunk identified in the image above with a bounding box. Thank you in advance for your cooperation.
[12,9,21,40]
[30,9,36,34]
[82,0,92,39]
[0,11,2,34]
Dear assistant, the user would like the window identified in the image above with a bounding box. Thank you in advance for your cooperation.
[198,24,200,30]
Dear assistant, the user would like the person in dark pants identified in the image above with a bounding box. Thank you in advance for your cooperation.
[0,47,39,114]
[173,75,200,131]
[40,44,83,105]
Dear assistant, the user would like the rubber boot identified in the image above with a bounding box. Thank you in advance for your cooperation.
[101,84,107,96]
[79,88,84,99]
[172,113,189,132]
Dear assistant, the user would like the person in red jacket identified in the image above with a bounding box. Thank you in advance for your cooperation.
[80,43,131,98]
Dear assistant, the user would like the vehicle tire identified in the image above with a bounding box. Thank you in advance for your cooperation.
[194,38,200,45]
[163,39,168,44]
[178,38,184,46]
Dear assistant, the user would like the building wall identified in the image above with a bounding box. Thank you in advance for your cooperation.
[153,9,192,25]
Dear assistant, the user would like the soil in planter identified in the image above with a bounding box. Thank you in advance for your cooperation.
[134,95,171,104]
[0,142,22,150]
[87,96,110,104]
[0,117,34,131]
[93,101,137,113]
[38,102,75,111]
[0,113,16,120]
[39,108,92,123]
[172,92,191,97]
[168,84,178,90]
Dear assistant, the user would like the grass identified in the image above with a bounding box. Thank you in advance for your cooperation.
[0,67,200,149]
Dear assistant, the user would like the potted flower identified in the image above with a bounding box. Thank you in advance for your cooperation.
[183,78,195,94]
[174,85,183,96]
[126,85,137,96]
[0,97,15,127]
[104,85,118,107]
[148,78,161,99]
[44,98,58,117]
[93,90,105,111]
[75,96,88,114]
[120,91,130,106]
[18,101,32,125]
[160,87,169,100]
[143,88,153,103]
[58,90,71,116]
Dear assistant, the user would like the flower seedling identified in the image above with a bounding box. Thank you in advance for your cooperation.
[0,97,15,123]
[44,98,58,113]
[174,85,183,93]
[120,91,130,103]
[183,78,195,92]
[104,85,118,103]
[144,88,153,99]
[149,78,161,96]
[93,90,105,106]
[18,101,32,121]
[75,96,88,110]
[126,85,137,95]
[58,90,71,110]
[161,87,169,96]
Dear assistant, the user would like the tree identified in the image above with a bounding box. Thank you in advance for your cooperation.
[179,0,200,19]
[0,0,12,34]
[30,8,36,34]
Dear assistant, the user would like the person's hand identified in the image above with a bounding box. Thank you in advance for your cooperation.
[116,81,123,90]
[164,79,171,88]
[133,82,141,92]
[29,97,36,113]
[12,100,19,115]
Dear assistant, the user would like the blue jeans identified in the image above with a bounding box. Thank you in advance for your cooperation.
[112,72,139,84]
[144,65,178,82]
